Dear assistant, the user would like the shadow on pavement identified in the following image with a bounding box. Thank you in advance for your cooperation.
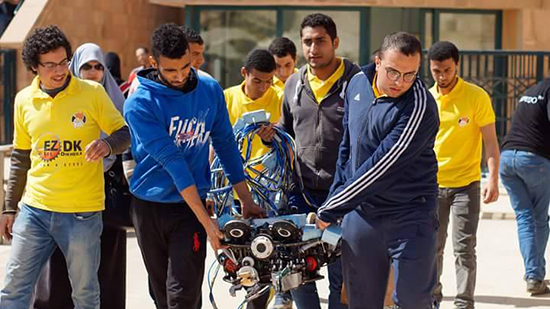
[472,295,550,307]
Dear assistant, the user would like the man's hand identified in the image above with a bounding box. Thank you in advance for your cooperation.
[205,218,226,251]
[0,213,15,241]
[316,217,331,231]
[85,139,110,162]
[241,200,266,219]
[482,179,499,204]
[256,123,276,143]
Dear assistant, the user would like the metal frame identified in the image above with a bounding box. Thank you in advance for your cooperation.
[185,5,371,64]
[420,8,502,49]
[1,49,16,145]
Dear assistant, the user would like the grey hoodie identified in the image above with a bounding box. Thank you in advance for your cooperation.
[279,58,360,194]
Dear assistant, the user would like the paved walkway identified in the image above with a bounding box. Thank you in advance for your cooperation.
[1,192,549,308]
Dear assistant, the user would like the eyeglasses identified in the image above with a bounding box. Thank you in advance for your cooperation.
[80,63,104,71]
[38,58,69,70]
[383,66,417,83]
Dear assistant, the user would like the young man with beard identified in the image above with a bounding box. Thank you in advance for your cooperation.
[428,41,500,309]
[316,32,440,309]
[261,13,360,309]
[124,23,264,309]
[0,25,130,309]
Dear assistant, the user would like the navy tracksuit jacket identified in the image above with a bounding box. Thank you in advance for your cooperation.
[317,63,440,309]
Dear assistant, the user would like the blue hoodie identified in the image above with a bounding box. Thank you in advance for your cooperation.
[317,63,440,223]
[124,69,245,203]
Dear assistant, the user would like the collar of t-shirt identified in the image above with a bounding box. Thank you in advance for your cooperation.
[307,57,345,103]
[239,82,275,106]
[434,76,464,101]
[41,75,72,98]
[372,73,386,99]
[273,68,299,90]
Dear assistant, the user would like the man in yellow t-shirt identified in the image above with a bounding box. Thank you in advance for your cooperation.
[428,41,500,309]
[268,37,299,92]
[0,26,129,309]
[224,49,283,163]
[224,48,285,309]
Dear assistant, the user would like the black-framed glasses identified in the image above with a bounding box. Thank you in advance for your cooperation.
[384,66,417,83]
[81,63,104,71]
[38,58,69,70]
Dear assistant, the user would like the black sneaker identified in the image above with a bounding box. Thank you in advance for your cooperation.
[526,278,549,295]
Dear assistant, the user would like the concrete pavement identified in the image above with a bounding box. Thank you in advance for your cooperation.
[1,193,549,309]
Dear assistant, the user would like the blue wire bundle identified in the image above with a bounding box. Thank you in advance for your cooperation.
[209,122,295,217]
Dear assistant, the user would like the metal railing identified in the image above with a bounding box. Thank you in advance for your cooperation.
[421,50,550,142]
[0,49,16,145]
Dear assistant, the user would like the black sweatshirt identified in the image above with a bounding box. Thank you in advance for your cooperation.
[501,78,550,160]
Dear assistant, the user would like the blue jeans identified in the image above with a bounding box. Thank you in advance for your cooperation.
[0,204,102,309]
[288,190,347,309]
[500,150,550,281]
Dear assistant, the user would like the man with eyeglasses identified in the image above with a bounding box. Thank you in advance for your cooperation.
[0,25,130,309]
[316,32,440,309]
[428,41,500,309]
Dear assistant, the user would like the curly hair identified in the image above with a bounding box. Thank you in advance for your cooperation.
[300,13,337,41]
[22,25,72,74]
[181,27,204,45]
[151,23,189,60]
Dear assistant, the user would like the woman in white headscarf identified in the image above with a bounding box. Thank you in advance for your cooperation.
[34,43,130,309]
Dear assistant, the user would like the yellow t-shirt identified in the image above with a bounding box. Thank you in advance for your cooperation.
[273,68,298,93]
[307,58,345,104]
[224,82,283,162]
[430,77,495,188]
[13,75,126,212]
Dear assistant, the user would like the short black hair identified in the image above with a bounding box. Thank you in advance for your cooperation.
[151,23,189,60]
[268,37,297,60]
[300,13,337,41]
[136,46,149,54]
[379,32,422,58]
[22,25,72,74]
[428,41,460,64]
[243,49,276,73]
[181,27,204,45]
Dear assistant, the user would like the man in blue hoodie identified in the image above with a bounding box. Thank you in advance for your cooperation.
[317,32,440,309]
[124,24,264,309]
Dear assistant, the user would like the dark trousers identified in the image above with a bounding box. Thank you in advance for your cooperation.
[33,226,127,309]
[131,197,206,309]
[434,182,480,309]
[341,206,438,309]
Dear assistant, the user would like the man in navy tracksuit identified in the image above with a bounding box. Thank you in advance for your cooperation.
[317,32,440,309]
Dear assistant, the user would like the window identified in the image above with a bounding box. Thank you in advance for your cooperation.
[200,10,277,87]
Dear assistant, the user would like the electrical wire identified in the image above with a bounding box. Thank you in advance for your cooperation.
[210,122,295,217]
